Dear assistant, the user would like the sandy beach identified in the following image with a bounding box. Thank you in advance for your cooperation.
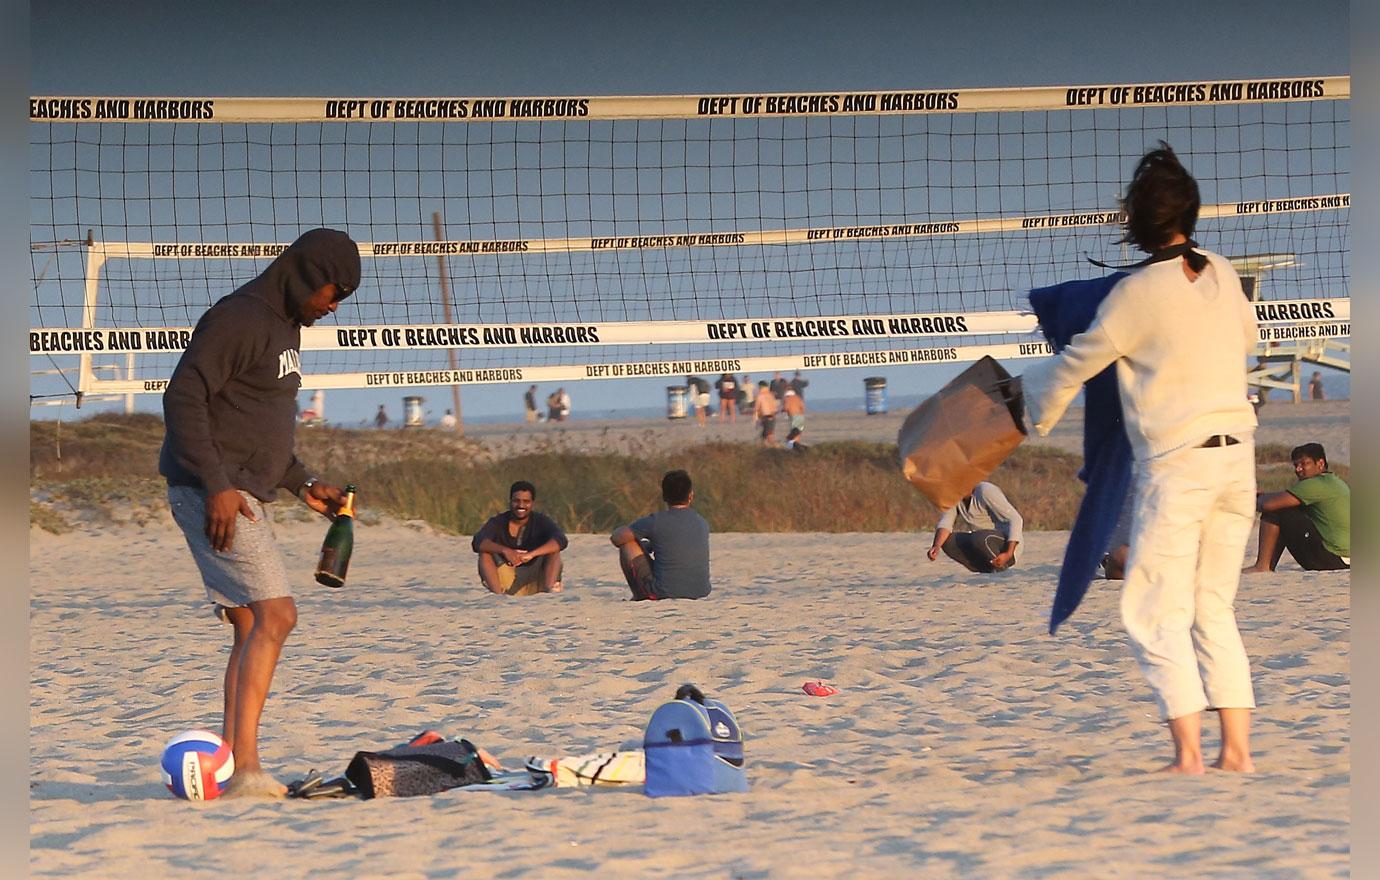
[30,503,1349,876]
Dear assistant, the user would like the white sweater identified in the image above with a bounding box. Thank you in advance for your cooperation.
[1022,250,1257,460]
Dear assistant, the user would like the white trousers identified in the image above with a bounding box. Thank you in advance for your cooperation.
[1121,440,1257,720]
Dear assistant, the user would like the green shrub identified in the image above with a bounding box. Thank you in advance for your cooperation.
[31,413,1345,533]
[359,441,1087,533]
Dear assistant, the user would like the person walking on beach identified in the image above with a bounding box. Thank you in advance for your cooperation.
[472,480,568,595]
[524,385,539,422]
[1021,144,1259,774]
[769,371,788,399]
[1308,371,1325,401]
[715,373,738,423]
[687,375,711,426]
[753,380,779,447]
[927,481,1022,572]
[789,370,810,399]
[374,404,388,429]
[782,386,806,435]
[738,374,755,415]
[610,470,712,600]
[160,228,357,797]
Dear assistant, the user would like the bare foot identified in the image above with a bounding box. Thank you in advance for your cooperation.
[548,581,563,593]
[1211,755,1256,772]
[1157,760,1205,775]
[1241,565,1272,575]
[222,769,287,799]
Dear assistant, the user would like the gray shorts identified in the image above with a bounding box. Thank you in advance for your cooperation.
[168,485,293,612]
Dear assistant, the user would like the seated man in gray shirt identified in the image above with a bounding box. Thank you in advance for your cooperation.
[610,469,712,600]
[926,481,1023,573]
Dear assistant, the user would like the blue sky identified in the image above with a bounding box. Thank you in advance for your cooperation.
[30,1,1350,424]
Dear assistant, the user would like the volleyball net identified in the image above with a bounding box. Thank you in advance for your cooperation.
[29,76,1349,401]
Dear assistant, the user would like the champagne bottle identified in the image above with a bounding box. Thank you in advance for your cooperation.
[314,484,356,588]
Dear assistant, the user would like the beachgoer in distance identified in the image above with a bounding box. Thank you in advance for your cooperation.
[782,387,805,434]
[557,387,571,421]
[753,381,778,447]
[738,374,755,413]
[1243,442,1349,573]
[472,480,568,595]
[610,469,712,600]
[769,371,788,399]
[1308,371,1325,401]
[439,408,457,430]
[927,481,1022,572]
[1020,143,1260,774]
[715,373,738,423]
[374,404,388,428]
[789,370,809,399]
[687,375,711,426]
[525,385,539,422]
[160,228,358,797]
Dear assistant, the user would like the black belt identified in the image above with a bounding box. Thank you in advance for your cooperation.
[1200,435,1240,448]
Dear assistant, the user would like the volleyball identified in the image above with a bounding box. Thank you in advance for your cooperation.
[160,729,235,801]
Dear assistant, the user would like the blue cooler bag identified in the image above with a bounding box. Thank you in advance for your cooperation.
[703,698,749,793]
[644,685,747,797]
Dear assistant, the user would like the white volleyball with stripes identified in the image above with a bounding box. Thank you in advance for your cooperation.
[160,729,235,801]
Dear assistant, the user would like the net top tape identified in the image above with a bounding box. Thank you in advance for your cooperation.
[29,76,1349,123]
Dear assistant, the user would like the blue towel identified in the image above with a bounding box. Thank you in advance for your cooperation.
[1028,273,1130,635]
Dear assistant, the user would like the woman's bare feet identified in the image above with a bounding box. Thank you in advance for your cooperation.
[1157,757,1205,775]
[1214,708,1254,772]
[1161,712,1205,775]
[222,769,287,799]
[1210,754,1256,772]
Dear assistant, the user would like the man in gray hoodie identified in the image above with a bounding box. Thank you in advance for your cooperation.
[161,228,360,797]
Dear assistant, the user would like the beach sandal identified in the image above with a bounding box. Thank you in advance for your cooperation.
[286,769,359,799]
[802,681,839,697]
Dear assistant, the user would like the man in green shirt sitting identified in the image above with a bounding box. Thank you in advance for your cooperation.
[1243,442,1349,573]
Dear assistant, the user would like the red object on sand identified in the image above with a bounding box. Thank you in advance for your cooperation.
[802,681,839,697]
[407,730,446,747]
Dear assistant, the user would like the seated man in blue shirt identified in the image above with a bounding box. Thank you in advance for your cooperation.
[610,470,712,600]
[472,480,568,595]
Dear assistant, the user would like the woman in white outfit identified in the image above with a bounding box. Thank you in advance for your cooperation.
[1021,143,1258,774]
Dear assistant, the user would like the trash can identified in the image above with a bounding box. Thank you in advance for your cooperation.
[666,385,689,419]
[864,377,888,415]
[403,395,425,428]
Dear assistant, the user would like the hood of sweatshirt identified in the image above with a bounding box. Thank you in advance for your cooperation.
[240,228,361,325]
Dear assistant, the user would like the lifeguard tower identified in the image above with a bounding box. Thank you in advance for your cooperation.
[1232,253,1349,404]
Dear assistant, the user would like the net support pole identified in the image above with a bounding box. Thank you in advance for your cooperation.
[77,235,105,409]
[124,352,134,414]
[432,212,464,435]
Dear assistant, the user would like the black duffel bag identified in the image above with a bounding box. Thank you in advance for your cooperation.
[345,738,491,799]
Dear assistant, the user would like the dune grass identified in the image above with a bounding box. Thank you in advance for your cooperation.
[360,440,1088,534]
[29,414,1345,534]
